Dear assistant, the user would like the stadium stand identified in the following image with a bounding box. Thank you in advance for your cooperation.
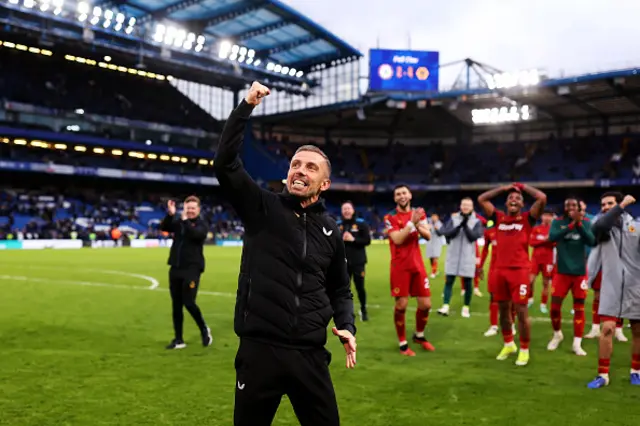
[0,47,220,132]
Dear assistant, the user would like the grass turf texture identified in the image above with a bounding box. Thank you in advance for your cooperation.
[1,245,639,426]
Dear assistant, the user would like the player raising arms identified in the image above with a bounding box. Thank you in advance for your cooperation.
[546,196,595,356]
[384,184,435,356]
[480,220,517,337]
[478,183,547,366]
[528,210,555,313]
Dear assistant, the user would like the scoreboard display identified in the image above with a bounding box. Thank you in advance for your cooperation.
[369,49,439,92]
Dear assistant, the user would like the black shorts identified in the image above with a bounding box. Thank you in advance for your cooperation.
[234,338,339,426]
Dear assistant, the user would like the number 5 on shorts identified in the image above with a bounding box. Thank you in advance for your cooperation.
[519,284,528,296]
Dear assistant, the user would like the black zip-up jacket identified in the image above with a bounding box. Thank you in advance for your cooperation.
[214,100,356,349]
[160,214,208,273]
[336,217,371,266]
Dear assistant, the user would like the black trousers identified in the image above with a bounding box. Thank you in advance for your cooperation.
[169,268,206,340]
[347,262,367,311]
[234,339,340,426]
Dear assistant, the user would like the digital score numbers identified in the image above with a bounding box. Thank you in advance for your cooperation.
[369,49,439,92]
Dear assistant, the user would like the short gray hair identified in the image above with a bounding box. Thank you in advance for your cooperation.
[293,144,332,176]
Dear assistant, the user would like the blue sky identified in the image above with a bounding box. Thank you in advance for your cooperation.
[282,0,640,89]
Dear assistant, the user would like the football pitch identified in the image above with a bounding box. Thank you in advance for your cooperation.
[1,245,638,426]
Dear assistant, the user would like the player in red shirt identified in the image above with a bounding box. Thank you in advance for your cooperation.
[480,224,517,337]
[384,184,435,356]
[528,210,555,313]
[478,182,547,366]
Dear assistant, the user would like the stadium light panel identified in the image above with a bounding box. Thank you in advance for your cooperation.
[74,145,86,151]
[147,153,158,160]
[39,0,50,12]
[14,139,27,145]
[23,0,35,9]
[218,40,231,59]
[471,105,532,125]
[281,66,289,75]
[274,64,282,73]
[8,0,19,4]
[112,149,123,156]
[93,147,105,154]
[54,144,67,150]
[198,159,209,165]
[295,70,303,78]
[253,59,261,67]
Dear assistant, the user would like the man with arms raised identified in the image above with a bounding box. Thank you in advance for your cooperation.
[478,182,547,366]
[587,193,640,389]
[384,185,435,356]
[214,82,357,425]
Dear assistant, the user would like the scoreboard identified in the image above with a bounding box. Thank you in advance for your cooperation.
[369,49,439,92]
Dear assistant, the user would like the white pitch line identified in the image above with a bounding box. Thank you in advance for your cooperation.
[0,274,581,325]
[17,265,160,290]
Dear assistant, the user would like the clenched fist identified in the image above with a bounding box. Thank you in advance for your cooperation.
[245,81,271,106]
[621,195,636,209]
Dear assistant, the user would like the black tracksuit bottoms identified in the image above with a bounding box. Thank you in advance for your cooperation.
[233,338,340,426]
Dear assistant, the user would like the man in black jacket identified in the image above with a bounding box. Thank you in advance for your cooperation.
[337,201,371,320]
[214,81,356,426]
[160,195,212,350]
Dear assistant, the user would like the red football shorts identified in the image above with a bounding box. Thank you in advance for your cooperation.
[592,271,602,291]
[390,266,431,298]
[530,258,554,279]
[552,273,588,299]
[493,268,531,304]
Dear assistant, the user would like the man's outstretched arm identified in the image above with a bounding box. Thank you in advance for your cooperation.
[213,82,271,225]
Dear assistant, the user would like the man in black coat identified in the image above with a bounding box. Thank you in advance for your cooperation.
[214,81,357,426]
[160,195,212,350]
[337,201,372,320]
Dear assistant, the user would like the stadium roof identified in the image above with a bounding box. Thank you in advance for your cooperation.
[254,67,640,136]
[107,0,362,70]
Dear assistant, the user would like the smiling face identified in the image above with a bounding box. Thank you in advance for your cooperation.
[393,186,412,211]
[460,198,474,215]
[600,196,617,214]
[341,202,354,220]
[184,201,200,219]
[541,212,554,225]
[286,149,331,204]
[505,190,524,215]
[564,198,579,217]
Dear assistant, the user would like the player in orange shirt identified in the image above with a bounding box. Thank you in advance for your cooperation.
[528,210,555,313]
[384,184,435,356]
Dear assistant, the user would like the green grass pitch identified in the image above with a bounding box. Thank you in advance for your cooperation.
[1,245,639,425]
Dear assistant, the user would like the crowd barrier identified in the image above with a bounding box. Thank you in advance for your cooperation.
[0,239,83,249]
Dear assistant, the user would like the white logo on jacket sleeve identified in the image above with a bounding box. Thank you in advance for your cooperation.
[323,227,333,236]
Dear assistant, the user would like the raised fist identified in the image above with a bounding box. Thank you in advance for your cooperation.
[245,81,271,106]
[621,195,636,209]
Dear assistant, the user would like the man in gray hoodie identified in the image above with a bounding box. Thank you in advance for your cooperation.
[587,192,640,389]
[436,198,485,318]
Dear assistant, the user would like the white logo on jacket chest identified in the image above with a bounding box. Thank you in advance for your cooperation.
[322,227,333,236]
